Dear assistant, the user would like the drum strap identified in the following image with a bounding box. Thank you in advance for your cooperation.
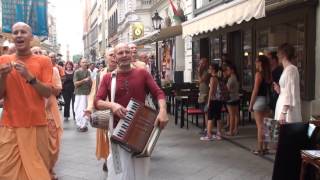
[109,71,123,174]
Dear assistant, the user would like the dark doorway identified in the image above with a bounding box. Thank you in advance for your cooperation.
[200,38,209,59]
[229,31,243,82]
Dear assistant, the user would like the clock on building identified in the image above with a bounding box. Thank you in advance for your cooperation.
[134,28,142,36]
[132,23,144,40]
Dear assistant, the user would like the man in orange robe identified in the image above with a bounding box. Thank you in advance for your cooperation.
[32,47,63,179]
[85,48,117,171]
[0,22,53,180]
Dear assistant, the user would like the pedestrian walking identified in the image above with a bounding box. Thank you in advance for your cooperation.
[62,61,75,121]
[32,46,63,179]
[129,43,146,69]
[73,58,92,132]
[85,48,117,171]
[95,43,169,180]
[0,22,53,180]
[46,66,63,180]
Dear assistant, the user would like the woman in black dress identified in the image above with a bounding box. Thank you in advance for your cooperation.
[62,61,75,121]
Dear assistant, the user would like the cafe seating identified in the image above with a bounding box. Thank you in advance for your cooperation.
[299,120,320,180]
[185,96,205,130]
[239,90,251,125]
[172,83,199,128]
[272,121,320,180]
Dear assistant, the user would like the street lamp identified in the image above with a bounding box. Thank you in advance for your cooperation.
[151,11,163,86]
[152,11,163,30]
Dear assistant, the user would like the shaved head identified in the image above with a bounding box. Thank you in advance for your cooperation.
[128,43,137,49]
[105,47,115,56]
[8,43,16,55]
[114,43,129,53]
[139,52,149,63]
[105,48,116,71]
[11,22,33,55]
[128,43,137,57]
[12,22,32,34]
[31,46,42,55]
[114,43,131,69]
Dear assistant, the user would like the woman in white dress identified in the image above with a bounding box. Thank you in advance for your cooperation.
[274,43,302,123]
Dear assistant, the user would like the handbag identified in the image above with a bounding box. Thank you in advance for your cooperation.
[89,71,117,129]
[263,117,280,144]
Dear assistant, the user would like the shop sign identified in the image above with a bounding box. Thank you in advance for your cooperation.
[132,23,144,40]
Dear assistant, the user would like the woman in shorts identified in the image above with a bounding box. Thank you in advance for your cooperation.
[225,63,240,136]
[200,64,223,141]
[249,55,272,155]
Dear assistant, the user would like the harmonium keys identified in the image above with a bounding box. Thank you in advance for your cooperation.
[113,100,141,139]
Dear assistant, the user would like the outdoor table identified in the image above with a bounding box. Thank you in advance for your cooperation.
[174,95,189,128]
[300,150,320,180]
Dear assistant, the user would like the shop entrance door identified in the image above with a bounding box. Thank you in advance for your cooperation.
[200,38,209,59]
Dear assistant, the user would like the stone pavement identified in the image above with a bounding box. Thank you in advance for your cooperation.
[55,116,273,180]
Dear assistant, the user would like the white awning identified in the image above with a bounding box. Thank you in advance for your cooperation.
[182,0,265,38]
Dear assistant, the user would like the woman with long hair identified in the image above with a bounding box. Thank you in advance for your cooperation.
[197,58,210,134]
[274,43,302,123]
[200,64,223,141]
[62,61,75,121]
[249,55,272,155]
[225,63,240,136]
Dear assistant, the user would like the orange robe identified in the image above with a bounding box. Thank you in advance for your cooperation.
[46,67,63,170]
[87,68,109,159]
[0,54,53,180]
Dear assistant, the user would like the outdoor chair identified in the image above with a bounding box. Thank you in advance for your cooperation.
[185,96,205,130]
[239,90,251,125]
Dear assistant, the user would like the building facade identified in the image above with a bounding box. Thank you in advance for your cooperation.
[108,0,118,46]
[181,0,319,120]
[45,0,59,53]
[82,0,107,61]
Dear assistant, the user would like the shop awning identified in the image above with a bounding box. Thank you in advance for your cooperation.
[131,25,182,46]
[182,0,265,38]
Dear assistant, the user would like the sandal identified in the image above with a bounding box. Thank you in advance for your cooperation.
[251,149,264,156]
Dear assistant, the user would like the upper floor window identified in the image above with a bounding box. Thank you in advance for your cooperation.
[195,0,234,14]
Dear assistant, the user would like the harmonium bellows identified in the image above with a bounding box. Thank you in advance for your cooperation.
[111,98,161,157]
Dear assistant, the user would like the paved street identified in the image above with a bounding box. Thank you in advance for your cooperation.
[55,115,273,180]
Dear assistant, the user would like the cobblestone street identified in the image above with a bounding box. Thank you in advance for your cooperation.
[55,116,273,180]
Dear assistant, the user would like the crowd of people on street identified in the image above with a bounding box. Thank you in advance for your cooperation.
[197,43,302,157]
[0,21,303,180]
[0,22,168,180]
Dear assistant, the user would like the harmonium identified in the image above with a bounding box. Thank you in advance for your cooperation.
[111,98,161,157]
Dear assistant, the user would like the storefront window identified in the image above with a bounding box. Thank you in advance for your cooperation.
[221,34,227,54]
[192,40,200,81]
[256,20,305,96]
[242,30,253,91]
[210,36,220,64]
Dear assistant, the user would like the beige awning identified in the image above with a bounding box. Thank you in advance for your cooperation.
[182,0,265,38]
[131,25,182,46]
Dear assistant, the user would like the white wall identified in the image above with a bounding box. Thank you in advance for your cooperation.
[175,35,185,71]
[182,0,194,82]
[310,4,320,117]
